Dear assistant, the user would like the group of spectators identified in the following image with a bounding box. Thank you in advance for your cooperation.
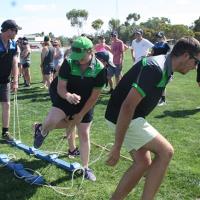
[1,19,200,200]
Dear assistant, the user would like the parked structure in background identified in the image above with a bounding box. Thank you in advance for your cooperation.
[18,34,44,50]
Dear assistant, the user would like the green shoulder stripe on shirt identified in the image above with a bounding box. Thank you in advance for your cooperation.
[132,83,146,97]
[142,57,147,67]
[156,70,168,87]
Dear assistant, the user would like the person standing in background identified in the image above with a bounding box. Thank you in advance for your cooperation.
[53,39,64,79]
[0,19,21,141]
[95,35,111,52]
[21,37,31,87]
[131,28,153,64]
[150,31,171,106]
[40,36,54,89]
[110,31,124,93]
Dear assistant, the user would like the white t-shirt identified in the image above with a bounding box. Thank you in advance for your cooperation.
[131,38,153,64]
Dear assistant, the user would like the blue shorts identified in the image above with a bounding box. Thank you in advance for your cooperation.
[107,64,122,78]
[43,65,53,75]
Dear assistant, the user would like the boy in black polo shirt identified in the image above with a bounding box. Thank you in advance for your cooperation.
[0,19,21,141]
[105,37,200,199]
[33,36,107,181]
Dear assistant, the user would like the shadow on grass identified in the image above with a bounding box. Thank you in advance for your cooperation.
[155,108,200,118]
[0,156,76,200]
[0,158,46,200]
[11,89,50,102]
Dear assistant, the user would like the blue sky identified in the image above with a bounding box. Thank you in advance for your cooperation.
[1,0,199,37]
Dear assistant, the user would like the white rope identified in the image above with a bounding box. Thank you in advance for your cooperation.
[13,93,16,139]
[88,143,114,167]
[13,93,21,141]
[12,93,86,196]
[45,167,85,197]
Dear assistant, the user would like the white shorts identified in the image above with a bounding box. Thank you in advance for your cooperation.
[106,117,159,152]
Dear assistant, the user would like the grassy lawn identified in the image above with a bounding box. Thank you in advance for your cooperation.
[0,51,200,200]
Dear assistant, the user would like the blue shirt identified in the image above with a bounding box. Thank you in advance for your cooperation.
[0,36,17,83]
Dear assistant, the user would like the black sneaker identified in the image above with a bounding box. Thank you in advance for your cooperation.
[68,147,80,157]
[2,132,14,142]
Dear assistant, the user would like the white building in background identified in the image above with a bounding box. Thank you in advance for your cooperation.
[21,34,45,50]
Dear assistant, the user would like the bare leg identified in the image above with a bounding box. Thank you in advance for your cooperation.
[111,133,173,200]
[108,77,114,90]
[141,134,174,200]
[44,74,52,89]
[111,149,151,200]
[115,74,121,86]
[77,122,91,168]
[66,127,77,151]
[2,102,10,128]
[41,107,66,135]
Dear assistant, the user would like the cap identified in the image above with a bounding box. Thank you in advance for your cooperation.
[156,31,165,38]
[44,36,50,42]
[95,51,116,68]
[69,36,93,61]
[1,19,22,32]
[111,31,118,37]
[134,28,143,35]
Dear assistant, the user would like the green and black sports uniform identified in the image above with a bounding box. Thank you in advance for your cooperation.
[50,56,107,123]
[105,55,173,123]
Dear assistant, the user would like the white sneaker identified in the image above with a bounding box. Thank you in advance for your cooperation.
[158,100,166,106]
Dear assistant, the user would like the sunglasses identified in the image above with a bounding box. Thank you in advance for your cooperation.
[71,46,87,53]
[190,54,200,65]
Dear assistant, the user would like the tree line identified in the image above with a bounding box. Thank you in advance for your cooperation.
[42,9,200,46]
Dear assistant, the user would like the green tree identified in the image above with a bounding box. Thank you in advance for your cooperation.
[193,17,200,32]
[91,19,104,34]
[168,24,194,40]
[66,9,88,35]
[140,17,171,32]
[108,18,121,32]
[125,13,140,26]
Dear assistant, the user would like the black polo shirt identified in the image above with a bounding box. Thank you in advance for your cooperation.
[50,55,107,116]
[105,55,173,124]
[0,36,17,83]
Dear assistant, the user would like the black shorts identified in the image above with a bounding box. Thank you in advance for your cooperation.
[49,86,93,123]
[0,83,10,102]
[43,65,53,75]
[22,62,30,68]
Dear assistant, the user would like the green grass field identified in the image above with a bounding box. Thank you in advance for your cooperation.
[0,51,200,200]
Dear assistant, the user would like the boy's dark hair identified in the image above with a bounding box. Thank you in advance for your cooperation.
[171,37,200,57]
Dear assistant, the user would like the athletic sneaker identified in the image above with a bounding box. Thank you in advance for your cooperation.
[2,132,14,142]
[33,123,46,148]
[68,147,80,157]
[84,168,96,181]
[158,99,166,106]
